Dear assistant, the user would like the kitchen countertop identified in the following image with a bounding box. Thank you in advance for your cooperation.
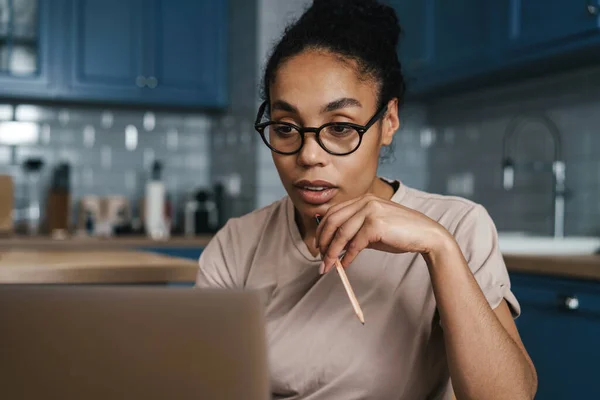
[504,254,600,281]
[0,250,199,284]
[0,235,214,250]
[1,234,599,283]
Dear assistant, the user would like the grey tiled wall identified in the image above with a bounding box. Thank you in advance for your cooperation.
[425,65,600,236]
[0,104,212,229]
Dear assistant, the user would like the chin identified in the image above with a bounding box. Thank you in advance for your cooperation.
[289,194,335,218]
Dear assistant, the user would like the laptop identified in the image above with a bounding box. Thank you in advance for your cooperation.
[0,285,270,400]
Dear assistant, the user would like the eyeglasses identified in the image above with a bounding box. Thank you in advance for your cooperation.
[254,101,388,156]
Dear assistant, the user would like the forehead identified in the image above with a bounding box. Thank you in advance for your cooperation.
[270,50,378,109]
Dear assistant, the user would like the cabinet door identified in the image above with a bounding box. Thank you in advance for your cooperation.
[389,0,488,92]
[391,0,434,80]
[432,0,487,74]
[510,274,600,400]
[506,0,600,52]
[143,0,227,108]
[63,0,144,102]
[0,0,61,99]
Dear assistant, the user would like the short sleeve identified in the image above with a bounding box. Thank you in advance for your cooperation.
[195,220,240,289]
[452,204,521,318]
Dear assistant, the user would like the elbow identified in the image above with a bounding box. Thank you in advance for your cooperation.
[521,360,538,400]
[527,367,538,400]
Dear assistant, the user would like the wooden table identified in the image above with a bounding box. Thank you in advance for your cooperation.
[0,250,199,284]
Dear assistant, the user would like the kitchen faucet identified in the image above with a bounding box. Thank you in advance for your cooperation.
[501,112,566,238]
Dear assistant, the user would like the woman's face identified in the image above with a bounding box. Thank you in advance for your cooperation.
[268,49,400,220]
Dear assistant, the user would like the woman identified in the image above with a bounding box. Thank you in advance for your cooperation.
[196,0,537,398]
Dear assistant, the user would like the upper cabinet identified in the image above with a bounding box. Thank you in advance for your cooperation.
[62,0,227,108]
[0,0,228,109]
[390,0,600,98]
[1,0,598,105]
[63,0,145,102]
[143,0,228,108]
[392,1,433,81]
[503,0,600,53]
[390,0,489,95]
[0,0,62,99]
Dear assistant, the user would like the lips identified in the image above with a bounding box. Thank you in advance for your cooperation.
[293,179,338,205]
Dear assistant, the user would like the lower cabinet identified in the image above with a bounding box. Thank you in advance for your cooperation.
[141,247,203,261]
[509,272,600,400]
[139,247,203,287]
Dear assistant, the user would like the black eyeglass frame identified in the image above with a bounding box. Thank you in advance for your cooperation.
[253,100,389,156]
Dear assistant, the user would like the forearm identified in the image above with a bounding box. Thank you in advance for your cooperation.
[423,236,536,400]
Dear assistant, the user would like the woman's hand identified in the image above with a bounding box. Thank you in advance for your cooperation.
[315,194,452,273]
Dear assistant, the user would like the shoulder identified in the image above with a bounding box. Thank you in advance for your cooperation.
[393,181,483,234]
[389,180,501,260]
[196,196,289,288]
[217,195,289,241]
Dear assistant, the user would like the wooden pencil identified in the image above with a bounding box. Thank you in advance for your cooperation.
[315,214,365,324]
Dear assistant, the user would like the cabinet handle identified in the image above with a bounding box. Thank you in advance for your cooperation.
[588,1,599,15]
[563,296,579,311]
[147,76,158,89]
[136,76,147,88]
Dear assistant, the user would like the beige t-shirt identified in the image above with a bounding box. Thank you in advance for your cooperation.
[196,178,520,400]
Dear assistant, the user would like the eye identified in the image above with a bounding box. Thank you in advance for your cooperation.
[272,124,297,138]
[327,124,354,137]
[275,125,291,134]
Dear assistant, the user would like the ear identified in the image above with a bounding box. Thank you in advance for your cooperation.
[381,98,400,146]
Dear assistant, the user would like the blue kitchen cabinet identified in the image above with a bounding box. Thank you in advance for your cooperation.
[61,0,227,108]
[142,0,228,108]
[388,0,489,95]
[139,246,203,287]
[0,0,63,99]
[510,273,600,400]
[485,0,600,83]
[61,0,145,102]
[500,0,600,54]
[385,0,600,97]
[140,247,204,261]
[390,0,433,82]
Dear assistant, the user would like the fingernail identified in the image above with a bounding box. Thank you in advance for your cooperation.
[319,261,325,275]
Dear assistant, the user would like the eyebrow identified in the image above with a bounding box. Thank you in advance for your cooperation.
[271,100,297,113]
[321,97,362,113]
[270,97,363,114]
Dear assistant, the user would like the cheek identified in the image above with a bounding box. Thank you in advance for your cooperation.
[271,154,294,183]
[335,145,380,189]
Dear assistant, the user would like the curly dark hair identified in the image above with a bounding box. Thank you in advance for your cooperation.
[260,0,406,113]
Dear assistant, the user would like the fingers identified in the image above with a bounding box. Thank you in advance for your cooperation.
[315,196,364,241]
[338,224,375,269]
[321,211,366,273]
[316,195,374,255]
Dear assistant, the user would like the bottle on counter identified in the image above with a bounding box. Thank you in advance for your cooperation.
[144,160,168,240]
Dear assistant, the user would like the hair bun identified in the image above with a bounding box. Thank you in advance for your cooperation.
[310,0,401,48]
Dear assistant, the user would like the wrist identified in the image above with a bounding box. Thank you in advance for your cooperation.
[421,226,462,268]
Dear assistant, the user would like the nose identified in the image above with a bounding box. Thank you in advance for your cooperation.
[296,131,328,167]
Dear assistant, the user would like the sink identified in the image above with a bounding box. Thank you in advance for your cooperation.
[498,233,600,256]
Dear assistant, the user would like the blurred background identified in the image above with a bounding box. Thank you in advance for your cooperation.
[0,0,598,239]
[0,0,599,239]
[0,1,599,399]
